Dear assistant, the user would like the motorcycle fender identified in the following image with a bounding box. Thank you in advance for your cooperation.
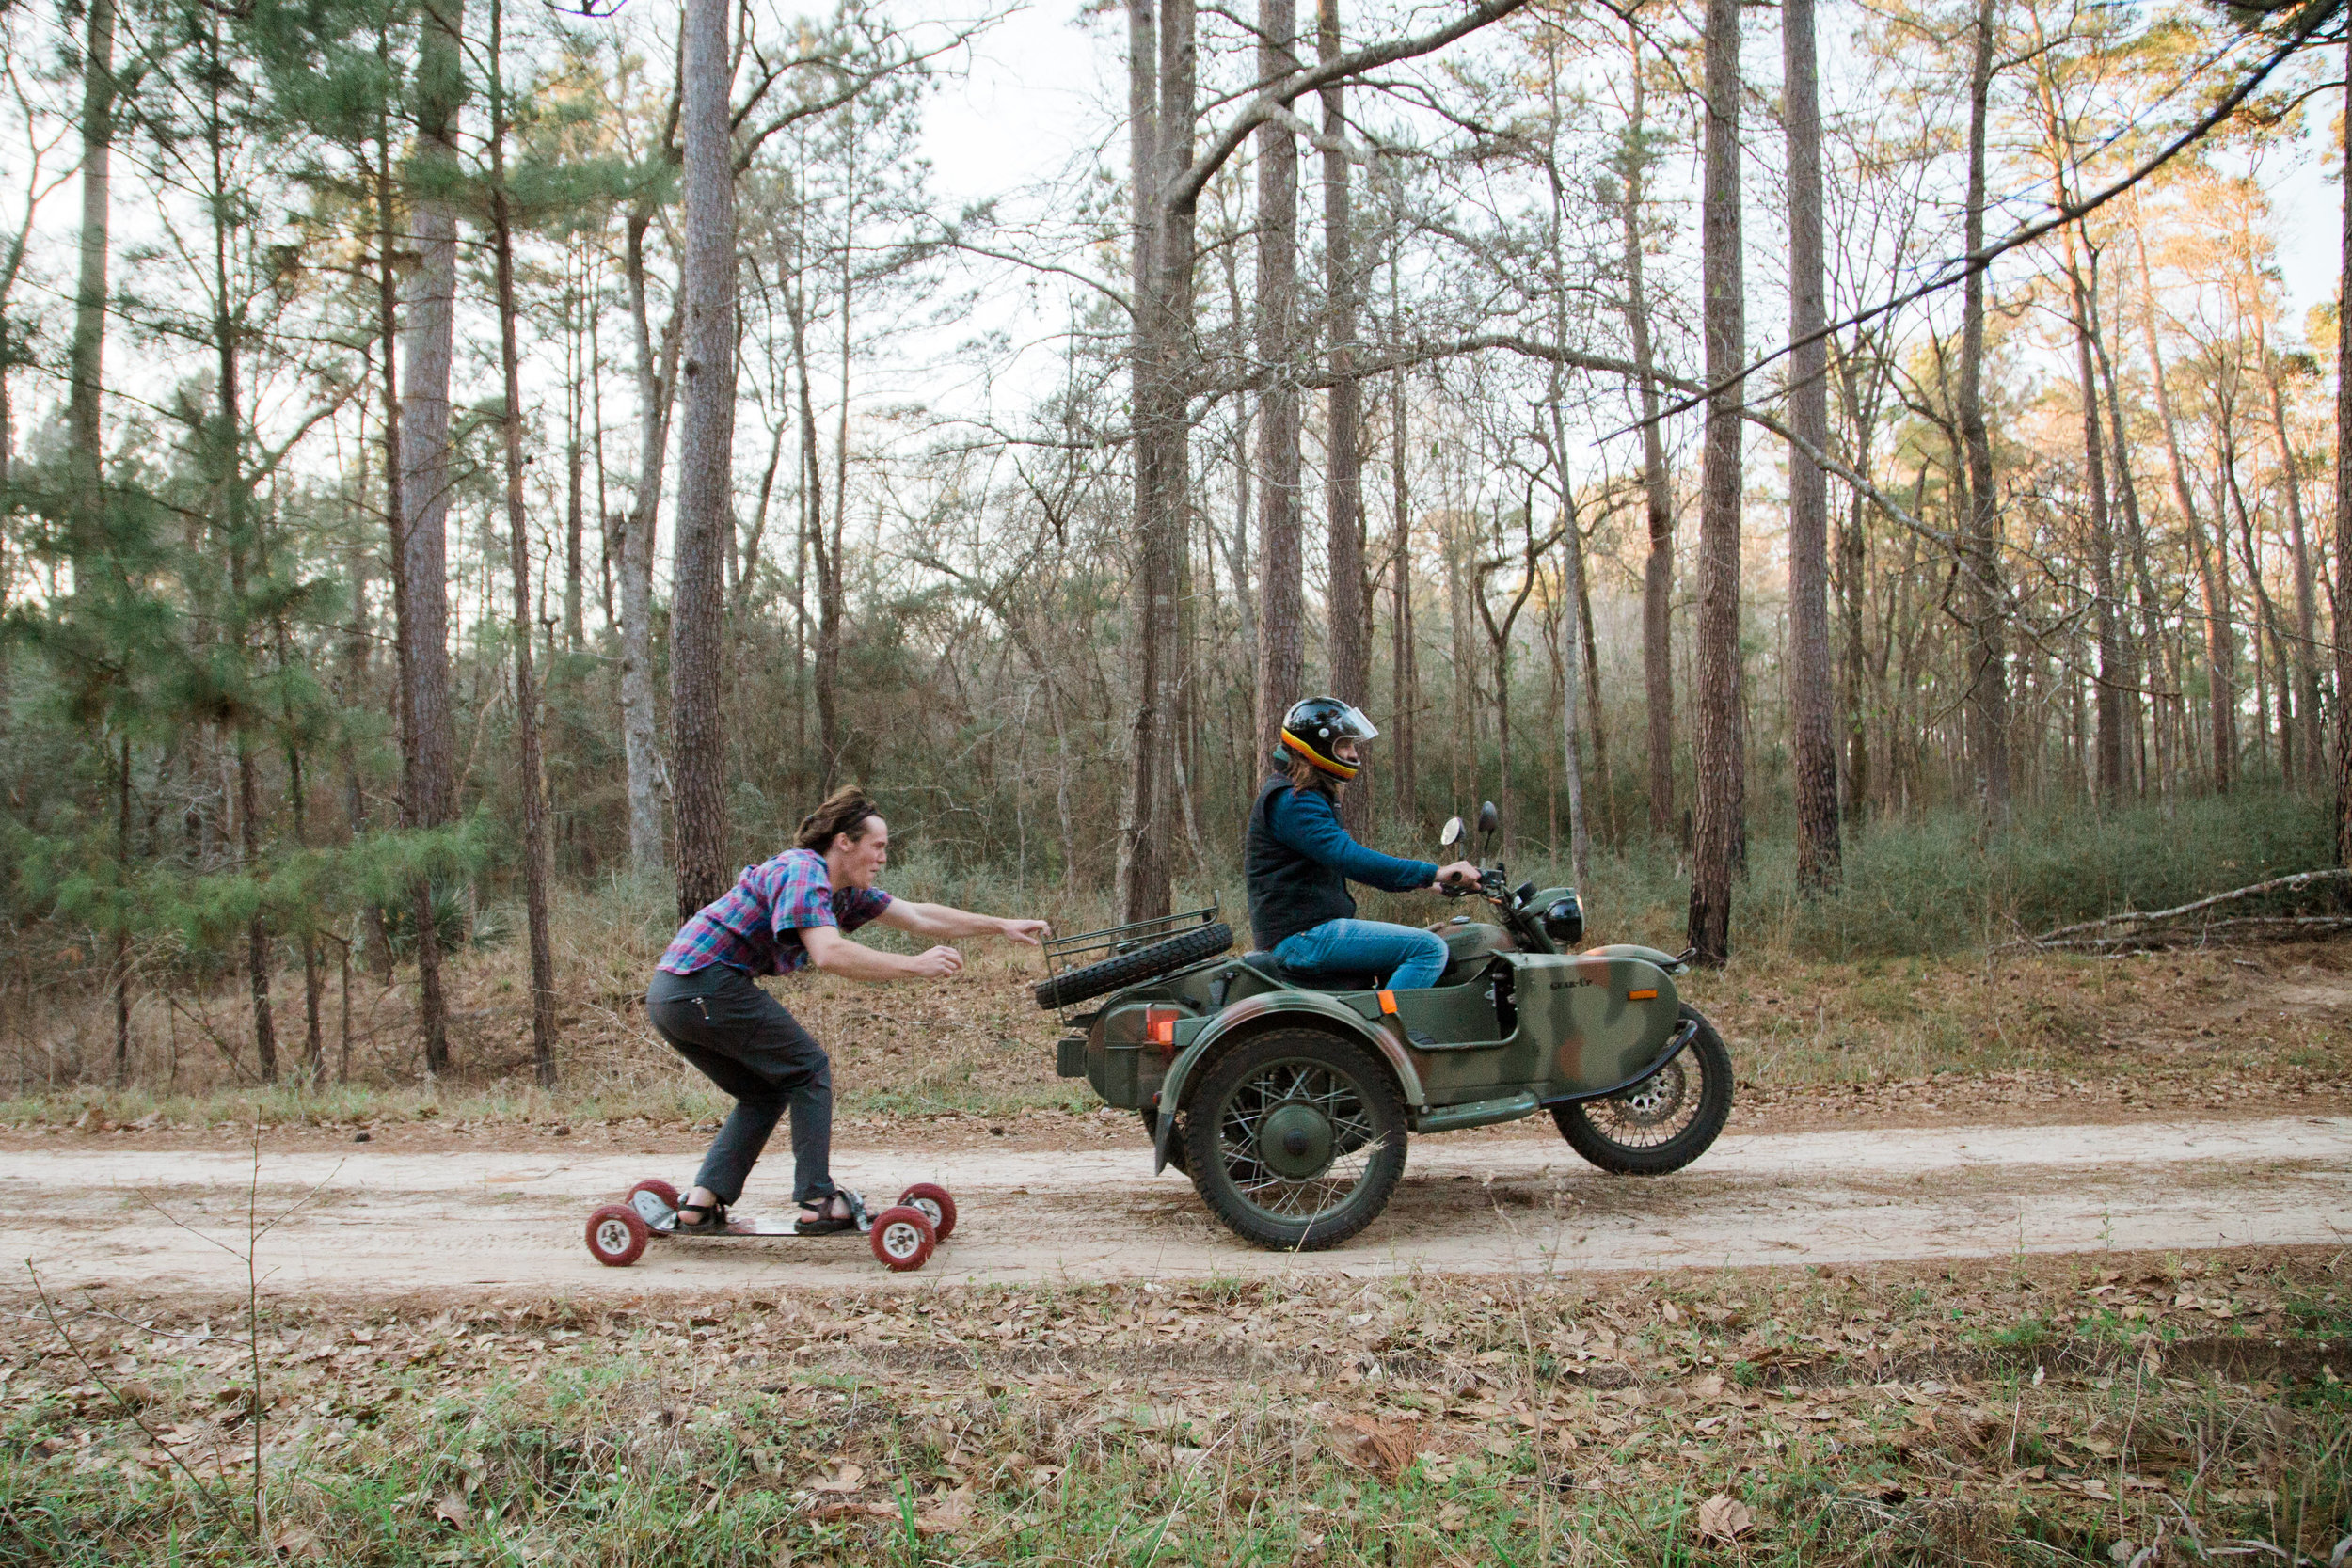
[1152,992,1427,1173]
[1583,942,1686,972]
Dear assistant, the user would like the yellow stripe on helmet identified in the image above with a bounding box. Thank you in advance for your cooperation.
[1279,727,1360,780]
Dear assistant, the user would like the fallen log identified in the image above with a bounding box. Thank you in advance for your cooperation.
[2003,869,2352,954]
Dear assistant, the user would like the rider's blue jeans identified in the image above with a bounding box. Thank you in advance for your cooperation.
[1275,918,1450,990]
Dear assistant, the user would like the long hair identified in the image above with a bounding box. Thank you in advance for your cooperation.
[1283,751,1340,795]
[793,785,882,850]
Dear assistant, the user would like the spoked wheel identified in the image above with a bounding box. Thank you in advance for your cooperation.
[1552,1005,1733,1175]
[895,1183,957,1240]
[1184,1027,1406,1251]
[868,1206,937,1271]
[585,1204,650,1267]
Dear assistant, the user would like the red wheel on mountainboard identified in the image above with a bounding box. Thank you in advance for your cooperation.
[868,1206,936,1272]
[896,1183,956,1240]
[585,1204,649,1267]
[628,1178,681,1210]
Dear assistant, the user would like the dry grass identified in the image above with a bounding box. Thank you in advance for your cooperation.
[2,1246,2344,1564]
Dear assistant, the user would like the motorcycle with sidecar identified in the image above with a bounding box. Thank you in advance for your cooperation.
[1035,803,1733,1250]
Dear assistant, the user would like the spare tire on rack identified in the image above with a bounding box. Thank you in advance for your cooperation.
[1034,922,1233,1010]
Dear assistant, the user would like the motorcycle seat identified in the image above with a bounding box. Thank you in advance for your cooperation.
[1238,951,1382,993]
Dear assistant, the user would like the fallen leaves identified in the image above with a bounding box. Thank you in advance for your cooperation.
[810,1459,864,1494]
[1696,1494,1754,1543]
[1327,1415,1423,1484]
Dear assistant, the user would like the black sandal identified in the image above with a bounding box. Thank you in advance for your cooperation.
[793,1189,866,1236]
[675,1199,728,1234]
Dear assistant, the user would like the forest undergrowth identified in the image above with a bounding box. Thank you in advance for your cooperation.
[1,794,2345,1133]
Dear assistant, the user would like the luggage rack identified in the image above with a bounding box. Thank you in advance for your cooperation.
[1049,902,1232,1010]
[1040,900,1221,995]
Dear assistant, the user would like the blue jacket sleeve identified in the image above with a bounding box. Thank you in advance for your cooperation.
[1268,788,1438,893]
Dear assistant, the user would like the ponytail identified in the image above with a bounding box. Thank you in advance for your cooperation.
[793,785,882,851]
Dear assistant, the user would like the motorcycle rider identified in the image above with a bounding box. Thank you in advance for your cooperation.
[1246,696,1482,992]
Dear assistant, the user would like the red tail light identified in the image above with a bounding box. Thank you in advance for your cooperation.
[1146,1006,1180,1048]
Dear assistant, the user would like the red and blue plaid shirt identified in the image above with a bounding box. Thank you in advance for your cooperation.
[658,848,893,976]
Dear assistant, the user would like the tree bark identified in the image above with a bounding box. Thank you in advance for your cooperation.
[2337,35,2352,862]
[488,0,559,1085]
[396,0,465,1073]
[2137,235,2233,792]
[66,0,112,524]
[1954,0,2010,827]
[1685,0,1743,964]
[1252,0,1303,766]
[1320,0,1367,832]
[621,207,682,874]
[2090,279,2162,796]
[1118,0,1196,921]
[672,0,739,921]
[1617,29,1677,841]
[1388,307,1415,828]
[2260,339,2322,788]
[564,267,586,652]
[1784,0,1838,886]
[2065,243,2122,801]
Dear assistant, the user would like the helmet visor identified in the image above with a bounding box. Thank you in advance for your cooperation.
[1327,703,1379,744]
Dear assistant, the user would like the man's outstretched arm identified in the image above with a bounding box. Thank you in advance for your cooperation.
[875,901,1052,945]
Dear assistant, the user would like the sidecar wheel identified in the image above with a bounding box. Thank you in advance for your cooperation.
[1184,1028,1406,1251]
[1553,1006,1732,1175]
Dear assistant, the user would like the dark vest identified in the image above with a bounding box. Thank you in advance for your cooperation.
[1246,774,1356,951]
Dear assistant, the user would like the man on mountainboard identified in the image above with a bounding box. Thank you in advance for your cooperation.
[645,786,1051,1234]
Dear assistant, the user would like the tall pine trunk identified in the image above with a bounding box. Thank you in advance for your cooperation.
[1955,0,2010,826]
[621,206,681,876]
[2260,340,2322,787]
[66,0,112,523]
[488,0,559,1084]
[2137,240,2234,792]
[1388,302,1416,827]
[1686,0,1743,963]
[1617,30,1677,841]
[2337,39,2352,861]
[2065,244,2122,801]
[1252,0,1303,766]
[1321,0,1368,828]
[1118,0,1195,921]
[672,0,738,920]
[1784,0,1838,886]
[397,0,465,1073]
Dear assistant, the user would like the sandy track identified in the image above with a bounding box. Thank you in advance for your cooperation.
[4,1117,2344,1299]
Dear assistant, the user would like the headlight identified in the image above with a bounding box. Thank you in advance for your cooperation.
[1541,894,1583,946]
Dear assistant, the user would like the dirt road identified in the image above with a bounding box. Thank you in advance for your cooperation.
[5,1116,2344,1299]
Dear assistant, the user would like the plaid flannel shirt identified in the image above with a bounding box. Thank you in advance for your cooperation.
[658,848,892,976]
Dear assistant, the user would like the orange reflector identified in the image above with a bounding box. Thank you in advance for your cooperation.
[1146,1006,1179,1046]
[1628,989,1659,1001]
[1378,990,1398,1015]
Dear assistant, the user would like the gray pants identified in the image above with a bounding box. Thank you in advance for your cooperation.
[644,965,835,1208]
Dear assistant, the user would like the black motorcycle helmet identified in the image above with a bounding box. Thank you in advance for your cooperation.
[1279,696,1378,782]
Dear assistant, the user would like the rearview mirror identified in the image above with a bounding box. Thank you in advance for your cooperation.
[1439,816,1463,848]
[1477,800,1499,837]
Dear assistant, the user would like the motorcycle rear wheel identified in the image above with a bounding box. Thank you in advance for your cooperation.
[1552,1005,1732,1175]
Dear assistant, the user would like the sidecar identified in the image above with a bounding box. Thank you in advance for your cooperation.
[1036,808,1733,1251]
